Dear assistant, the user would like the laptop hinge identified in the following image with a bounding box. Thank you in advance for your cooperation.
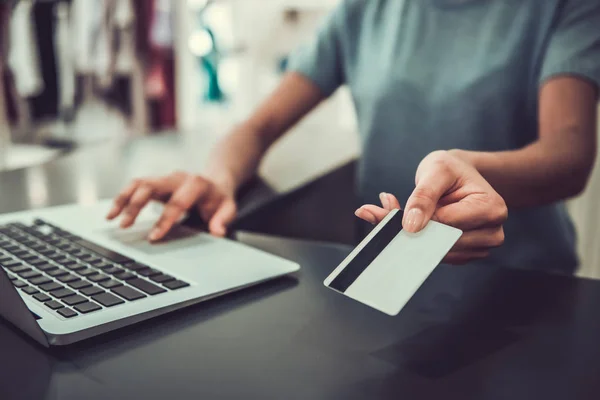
[0,268,49,347]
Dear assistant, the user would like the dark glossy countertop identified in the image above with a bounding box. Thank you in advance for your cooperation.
[2,135,600,400]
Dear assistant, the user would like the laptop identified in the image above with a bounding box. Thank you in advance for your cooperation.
[0,200,300,347]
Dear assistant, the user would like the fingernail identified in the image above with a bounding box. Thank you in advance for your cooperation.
[404,209,424,233]
[148,229,160,241]
[379,192,389,209]
[356,207,377,224]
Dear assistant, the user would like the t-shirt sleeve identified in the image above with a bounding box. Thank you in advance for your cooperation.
[540,0,600,93]
[286,2,348,97]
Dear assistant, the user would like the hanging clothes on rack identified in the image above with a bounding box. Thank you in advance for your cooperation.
[7,0,44,99]
[19,0,63,121]
[87,0,137,117]
[54,0,76,120]
[135,0,176,129]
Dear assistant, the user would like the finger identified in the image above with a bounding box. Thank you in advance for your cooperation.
[120,185,154,228]
[107,180,141,219]
[403,160,457,233]
[434,195,507,231]
[379,192,401,211]
[450,226,505,251]
[149,178,208,241]
[208,199,237,237]
[198,192,224,222]
[443,250,490,265]
[355,205,390,224]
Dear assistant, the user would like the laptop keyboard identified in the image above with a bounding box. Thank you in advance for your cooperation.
[0,220,190,319]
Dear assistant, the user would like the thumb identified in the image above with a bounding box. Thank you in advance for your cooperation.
[208,198,237,237]
[403,162,457,233]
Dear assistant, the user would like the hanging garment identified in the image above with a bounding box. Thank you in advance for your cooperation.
[146,0,176,128]
[113,0,135,75]
[71,0,98,74]
[7,0,44,98]
[28,0,60,120]
[54,1,76,116]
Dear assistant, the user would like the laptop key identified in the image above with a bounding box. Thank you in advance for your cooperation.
[8,265,29,273]
[129,278,167,295]
[150,274,175,284]
[125,262,150,272]
[22,286,39,295]
[92,292,125,307]
[100,279,123,289]
[78,253,95,261]
[13,280,28,288]
[89,273,110,283]
[77,267,98,277]
[74,301,102,314]
[5,261,25,270]
[65,262,86,271]
[88,257,105,265]
[7,273,17,281]
[138,268,161,277]
[51,288,76,299]
[68,279,91,290]
[28,258,48,266]
[57,308,78,318]
[47,268,68,277]
[80,286,104,296]
[104,266,123,275]
[114,271,136,280]
[45,300,64,310]
[95,262,113,270]
[112,285,146,301]
[49,255,69,263]
[18,270,41,279]
[33,293,51,302]
[57,273,79,283]
[29,276,52,285]
[62,295,87,306]
[35,263,57,272]
[40,282,62,291]
[21,254,39,262]
[75,239,133,264]
[163,280,190,290]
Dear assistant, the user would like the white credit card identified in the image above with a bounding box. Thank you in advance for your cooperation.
[324,209,462,316]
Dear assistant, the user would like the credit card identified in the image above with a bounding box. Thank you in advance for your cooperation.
[324,209,462,316]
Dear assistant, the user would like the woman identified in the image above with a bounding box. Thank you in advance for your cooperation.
[109,0,599,273]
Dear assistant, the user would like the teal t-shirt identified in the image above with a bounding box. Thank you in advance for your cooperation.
[288,0,600,273]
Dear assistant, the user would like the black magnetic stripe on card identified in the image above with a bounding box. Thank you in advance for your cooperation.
[328,210,404,293]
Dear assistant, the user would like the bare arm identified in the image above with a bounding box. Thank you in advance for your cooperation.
[206,72,325,195]
[451,76,598,208]
[108,72,326,239]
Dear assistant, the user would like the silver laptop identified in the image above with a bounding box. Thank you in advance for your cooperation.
[0,200,299,347]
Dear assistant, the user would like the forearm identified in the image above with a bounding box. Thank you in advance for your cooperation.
[204,125,269,195]
[202,72,325,195]
[451,138,596,208]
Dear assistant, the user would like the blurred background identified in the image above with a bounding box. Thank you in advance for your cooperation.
[0,0,599,277]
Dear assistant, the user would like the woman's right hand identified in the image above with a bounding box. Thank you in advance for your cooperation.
[106,171,237,241]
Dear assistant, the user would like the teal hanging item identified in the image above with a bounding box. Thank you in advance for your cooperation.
[198,26,224,102]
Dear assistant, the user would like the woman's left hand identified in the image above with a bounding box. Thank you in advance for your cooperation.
[355,151,508,265]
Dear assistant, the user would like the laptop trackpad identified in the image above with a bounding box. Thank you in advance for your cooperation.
[98,221,213,256]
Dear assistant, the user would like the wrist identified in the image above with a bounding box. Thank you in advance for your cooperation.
[215,173,238,197]
[448,149,482,170]
[204,168,237,197]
